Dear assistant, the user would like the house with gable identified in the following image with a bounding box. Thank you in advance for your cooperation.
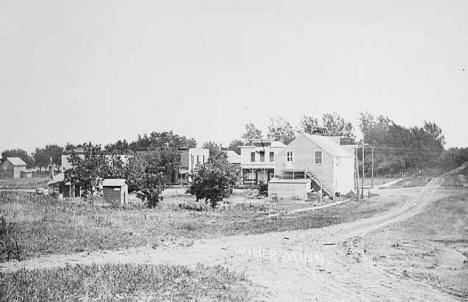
[270,133,355,198]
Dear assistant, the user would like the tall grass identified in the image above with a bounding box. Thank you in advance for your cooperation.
[0,177,48,189]
[0,191,398,260]
[0,263,255,302]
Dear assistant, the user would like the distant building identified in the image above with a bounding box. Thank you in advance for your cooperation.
[177,148,209,184]
[47,172,81,198]
[61,148,85,171]
[239,139,285,185]
[0,157,27,179]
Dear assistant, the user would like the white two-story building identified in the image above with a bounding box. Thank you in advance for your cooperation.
[239,139,285,185]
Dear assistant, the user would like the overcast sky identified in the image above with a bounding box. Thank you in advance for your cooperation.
[0,0,467,151]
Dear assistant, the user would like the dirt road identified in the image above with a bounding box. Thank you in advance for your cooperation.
[1,177,462,301]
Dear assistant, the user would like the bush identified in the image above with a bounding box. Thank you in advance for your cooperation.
[258,182,268,196]
[187,154,240,208]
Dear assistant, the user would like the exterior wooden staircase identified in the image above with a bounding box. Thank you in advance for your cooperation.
[304,169,333,197]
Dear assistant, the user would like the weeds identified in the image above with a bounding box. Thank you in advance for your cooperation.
[0,191,398,260]
[0,263,255,302]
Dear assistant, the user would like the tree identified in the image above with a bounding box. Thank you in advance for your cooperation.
[267,116,296,144]
[297,115,326,135]
[104,139,130,153]
[321,112,355,138]
[128,131,196,151]
[125,153,166,208]
[1,149,34,168]
[202,141,222,158]
[33,144,64,170]
[64,143,108,197]
[358,112,446,175]
[228,139,243,154]
[241,123,263,141]
[187,154,240,208]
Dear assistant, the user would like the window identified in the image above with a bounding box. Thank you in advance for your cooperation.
[202,155,205,164]
[286,151,293,162]
[197,155,200,165]
[250,152,255,162]
[314,150,323,165]
[259,151,265,162]
[269,152,274,162]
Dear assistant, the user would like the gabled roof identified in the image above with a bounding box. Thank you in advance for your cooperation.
[225,150,241,164]
[302,133,353,157]
[103,179,127,187]
[48,172,65,185]
[6,157,27,166]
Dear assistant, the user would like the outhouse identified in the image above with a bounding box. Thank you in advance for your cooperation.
[102,179,128,205]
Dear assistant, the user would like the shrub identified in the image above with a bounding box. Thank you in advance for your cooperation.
[258,182,268,196]
[187,154,240,208]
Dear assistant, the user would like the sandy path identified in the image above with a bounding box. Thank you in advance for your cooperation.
[1,177,460,301]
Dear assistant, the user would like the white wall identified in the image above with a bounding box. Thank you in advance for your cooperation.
[334,156,355,194]
[274,135,335,192]
[239,145,284,169]
[188,148,209,172]
[269,179,311,200]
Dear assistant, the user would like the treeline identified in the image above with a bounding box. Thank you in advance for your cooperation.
[358,113,446,175]
[2,112,465,177]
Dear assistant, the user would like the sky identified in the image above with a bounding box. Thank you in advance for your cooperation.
[0,0,467,152]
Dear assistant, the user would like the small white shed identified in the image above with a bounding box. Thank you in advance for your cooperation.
[102,179,128,205]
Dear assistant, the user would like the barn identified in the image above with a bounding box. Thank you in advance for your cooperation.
[0,157,27,179]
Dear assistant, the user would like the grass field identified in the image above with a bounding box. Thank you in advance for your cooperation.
[0,189,398,261]
[354,188,468,298]
[0,177,48,189]
[0,263,255,302]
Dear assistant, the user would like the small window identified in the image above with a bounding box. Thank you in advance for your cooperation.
[197,155,200,164]
[314,150,323,165]
[269,152,274,162]
[250,152,255,162]
[259,151,265,162]
[202,155,205,164]
[286,151,293,162]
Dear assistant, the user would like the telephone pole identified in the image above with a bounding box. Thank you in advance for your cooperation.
[355,148,360,201]
[371,147,374,188]
[361,144,365,200]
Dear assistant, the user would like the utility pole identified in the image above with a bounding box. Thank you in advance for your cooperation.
[361,144,365,200]
[355,148,360,201]
[371,147,374,188]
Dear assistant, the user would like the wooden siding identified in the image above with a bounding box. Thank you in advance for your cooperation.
[274,134,354,194]
[275,135,335,193]
[0,161,25,179]
[269,179,311,200]
[103,185,128,205]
